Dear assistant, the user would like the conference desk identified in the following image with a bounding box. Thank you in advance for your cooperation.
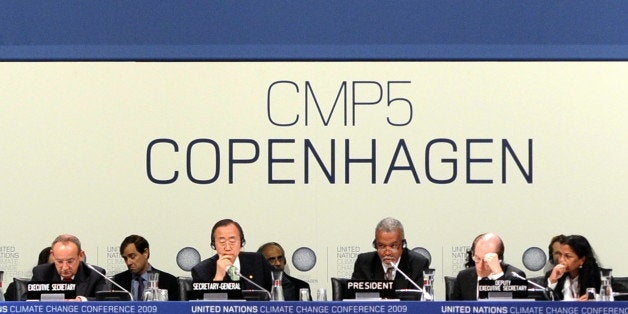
[1,301,625,314]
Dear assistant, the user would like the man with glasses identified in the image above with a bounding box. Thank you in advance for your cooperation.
[258,242,311,300]
[28,234,107,300]
[191,218,273,291]
[451,232,526,300]
[351,217,429,289]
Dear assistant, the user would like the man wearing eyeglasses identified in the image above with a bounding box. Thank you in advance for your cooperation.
[351,217,429,289]
[258,242,311,300]
[27,234,107,301]
[451,232,526,300]
[191,219,273,291]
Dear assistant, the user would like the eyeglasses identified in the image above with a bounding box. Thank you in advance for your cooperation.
[376,242,402,251]
[54,258,77,266]
[472,254,499,264]
[217,238,239,247]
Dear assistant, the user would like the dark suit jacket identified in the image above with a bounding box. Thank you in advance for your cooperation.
[112,267,180,301]
[351,249,429,289]
[543,269,601,300]
[282,272,311,301]
[28,262,107,300]
[451,263,526,300]
[4,281,18,301]
[191,252,273,291]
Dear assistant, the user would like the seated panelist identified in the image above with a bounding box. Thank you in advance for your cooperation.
[545,234,601,301]
[451,232,526,300]
[351,217,429,289]
[112,235,179,301]
[191,218,273,291]
[27,234,107,301]
[258,242,311,300]
[544,234,567,273]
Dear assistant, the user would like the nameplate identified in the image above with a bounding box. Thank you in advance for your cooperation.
[28,282,76,292]
[192,282,241,291]
[478,279,528,299]
[346,280,393,292]
[27,281,77,300]
[343,280,395,300]
[189,281,243,300]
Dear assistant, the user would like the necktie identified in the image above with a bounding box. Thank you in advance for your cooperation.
[136,277,145,301]
[385,267,394,281]
[63,277,73,282]
[477,277,489,300]
[227,266,240,281]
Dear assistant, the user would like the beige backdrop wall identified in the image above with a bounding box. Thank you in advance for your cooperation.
[1,62,625,300]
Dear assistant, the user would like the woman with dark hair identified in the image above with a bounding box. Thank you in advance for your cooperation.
[546,235,601,300]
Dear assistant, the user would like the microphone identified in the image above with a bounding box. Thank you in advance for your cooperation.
[511,272,554,301]
[86,263,134,301]
[388,263,432,301]
[225,265,271,300]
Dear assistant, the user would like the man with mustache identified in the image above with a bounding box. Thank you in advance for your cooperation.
[352,217,429,289]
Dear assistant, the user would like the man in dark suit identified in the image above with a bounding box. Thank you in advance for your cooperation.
[28,234,107,301]
[258,242,311,300]
[112,235,179,301]
[352,217,429,291]
[451,232,527,300]
[191,219,273,292]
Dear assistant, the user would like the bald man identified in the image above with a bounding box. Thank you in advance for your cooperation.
[28,234,107,301]
[451,233,526,300]
[258,242,311,300]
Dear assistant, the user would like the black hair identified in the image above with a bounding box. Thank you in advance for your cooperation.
[561,235,601,296]
[120,234,150,258]
[38,246,52,265]
[210,218,246,249]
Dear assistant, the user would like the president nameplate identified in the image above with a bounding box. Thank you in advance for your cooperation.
[344,280,396,300]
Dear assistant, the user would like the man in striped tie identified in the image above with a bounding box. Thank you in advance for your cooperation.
[351,217,429,290]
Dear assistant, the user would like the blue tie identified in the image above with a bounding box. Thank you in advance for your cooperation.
[136,277,144,301]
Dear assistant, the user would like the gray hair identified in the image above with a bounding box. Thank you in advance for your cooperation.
[375,217,405,238]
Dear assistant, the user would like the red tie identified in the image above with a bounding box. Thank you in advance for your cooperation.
[63,277,73,282]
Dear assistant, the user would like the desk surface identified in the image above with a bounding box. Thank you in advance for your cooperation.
[1,301,626,314]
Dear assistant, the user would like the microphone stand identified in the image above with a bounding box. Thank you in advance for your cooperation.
[389,263,432,301]
[511,272,554,301]
[227,266,272,300]
[86,263,134,301]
